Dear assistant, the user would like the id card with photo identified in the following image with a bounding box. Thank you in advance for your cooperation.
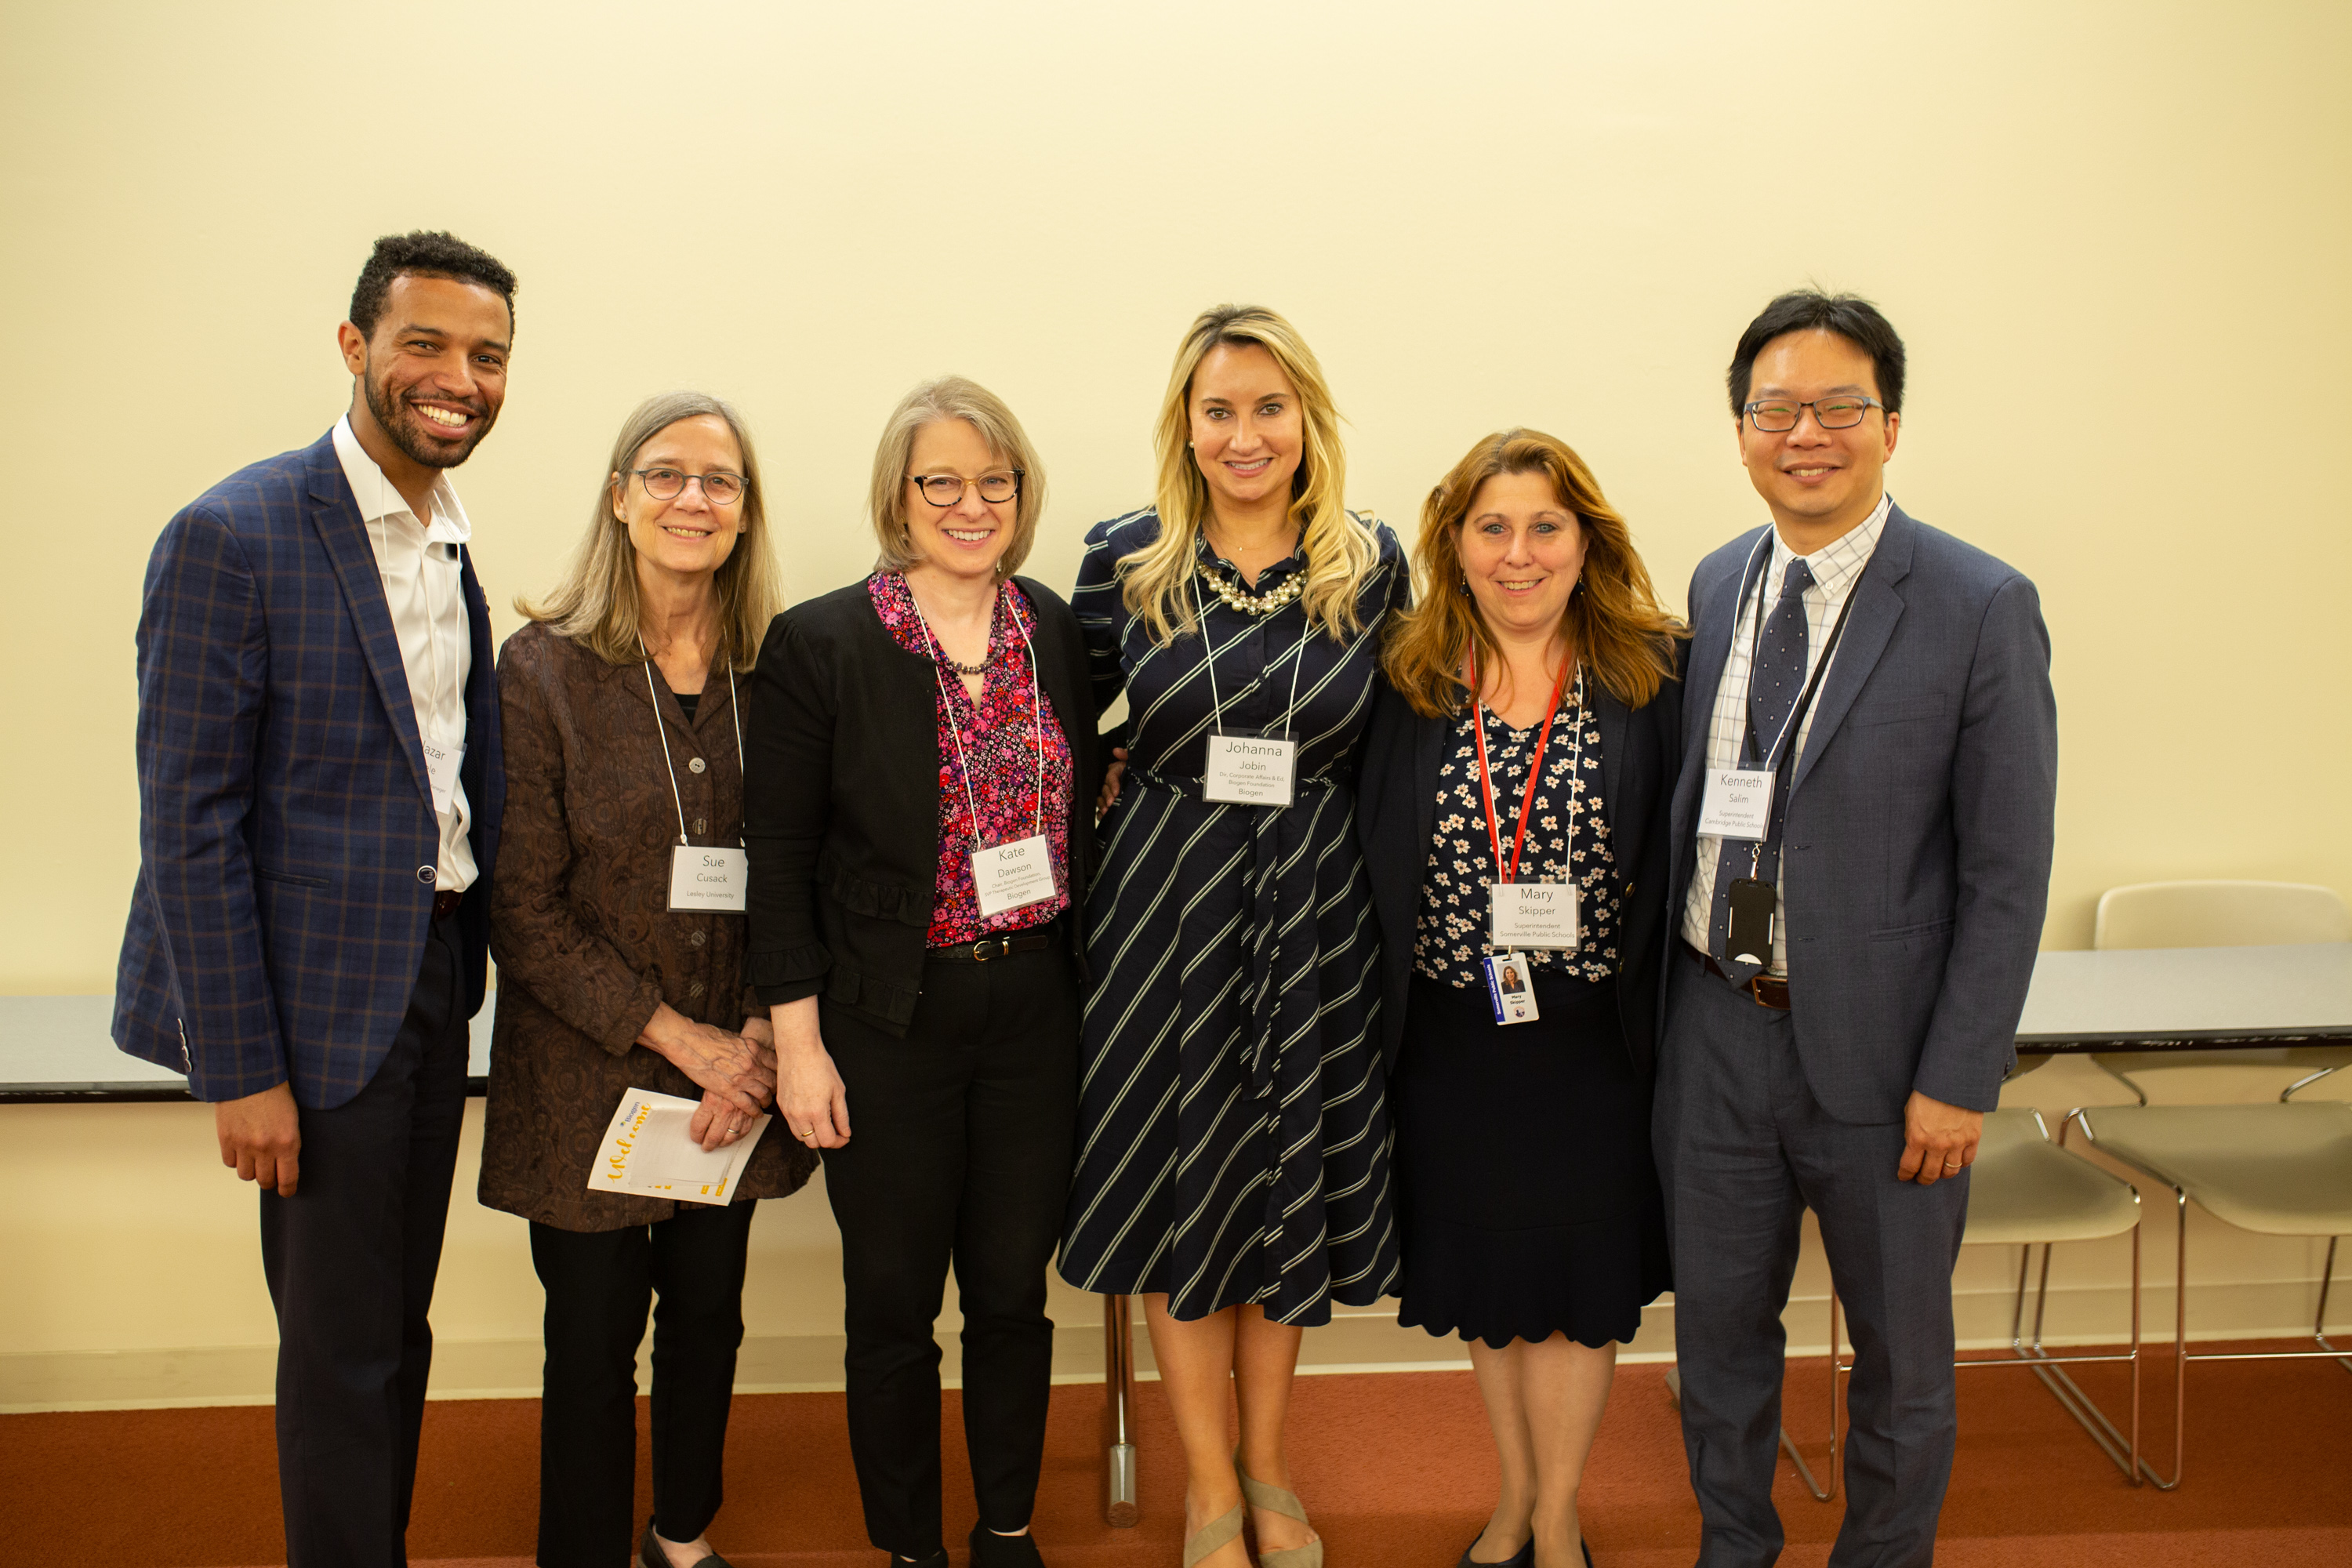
[1202,731,1297,807]
[1483,952,1540,1025]
[973,834,1056,918]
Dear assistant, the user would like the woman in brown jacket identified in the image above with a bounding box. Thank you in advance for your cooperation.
[482,390,818,1568]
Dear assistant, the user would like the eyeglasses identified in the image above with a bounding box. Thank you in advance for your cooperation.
[632,467,747,506]
[909,471,1022,506]
[1743,395,1885,433]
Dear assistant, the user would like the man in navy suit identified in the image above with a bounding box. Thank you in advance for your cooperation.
[116,231,516,1567]
[1657,292,2056,1565]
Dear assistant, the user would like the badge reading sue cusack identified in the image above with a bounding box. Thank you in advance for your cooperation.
[668,845,747,913]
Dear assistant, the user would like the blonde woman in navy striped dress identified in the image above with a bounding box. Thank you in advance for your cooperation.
[1058,305,1403,1568]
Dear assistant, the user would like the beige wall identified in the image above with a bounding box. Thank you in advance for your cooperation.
[2,2,2347,992]
[2,5,2349,1404]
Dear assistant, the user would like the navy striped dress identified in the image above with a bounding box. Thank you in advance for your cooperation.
[1058,507,1406,1325]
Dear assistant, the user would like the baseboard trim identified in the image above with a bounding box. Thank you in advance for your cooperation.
[9,1271,2337,1414]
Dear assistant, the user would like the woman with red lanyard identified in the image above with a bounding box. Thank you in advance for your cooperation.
[742,377,1105,1568]
[1357,429,1686,1568]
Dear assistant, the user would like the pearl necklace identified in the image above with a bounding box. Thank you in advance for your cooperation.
[1196,561,1305,617]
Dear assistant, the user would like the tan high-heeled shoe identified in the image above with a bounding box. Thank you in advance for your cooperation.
[1235,1454,1323,1568]
[1183,1501,1247,1568]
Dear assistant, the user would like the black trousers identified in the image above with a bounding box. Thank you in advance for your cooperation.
[529,1200,760,1568]
[260,912,469,1568]
[818,942,1080,1559]
[1654,951,1970,1568]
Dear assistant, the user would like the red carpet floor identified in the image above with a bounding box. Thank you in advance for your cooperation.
[5,1344,2347,1566]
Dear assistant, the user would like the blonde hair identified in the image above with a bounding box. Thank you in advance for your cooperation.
[517,390,782,669]
[866,376,1047,578]
[1116,304,1381,644]
[1384,427,1682,717]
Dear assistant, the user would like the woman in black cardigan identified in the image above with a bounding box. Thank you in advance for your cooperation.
[1357,429,1683,1568]
[743,377,1104,1568]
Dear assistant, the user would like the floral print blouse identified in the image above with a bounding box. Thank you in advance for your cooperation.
[1411,688,1621,987]
[868,572,1074,946]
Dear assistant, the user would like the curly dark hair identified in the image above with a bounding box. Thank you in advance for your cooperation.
[347,230,517,340]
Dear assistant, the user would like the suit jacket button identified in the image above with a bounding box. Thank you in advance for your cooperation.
[688,757,707,775]
[416,866,435,884]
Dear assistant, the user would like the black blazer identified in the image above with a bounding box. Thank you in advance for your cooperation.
[742,575,1106,1036]
[1355,650,1684,1080]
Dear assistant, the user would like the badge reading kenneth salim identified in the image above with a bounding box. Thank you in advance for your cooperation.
[1697,767,1773,841]
[1202,732,1297,806]
[1490,881,1580,950]
[669,846,748,913]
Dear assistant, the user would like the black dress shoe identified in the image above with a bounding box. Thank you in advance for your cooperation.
[888,1555,949,1568]
[639,1519,732,1568]
[970,1522,1047,1566]
[1456,1531,1534,1568]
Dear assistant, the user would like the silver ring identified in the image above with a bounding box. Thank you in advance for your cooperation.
[1942,1160,1962,1170]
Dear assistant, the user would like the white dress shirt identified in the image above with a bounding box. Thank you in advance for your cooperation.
[1679,492,1892,975]
[332,415,478,891]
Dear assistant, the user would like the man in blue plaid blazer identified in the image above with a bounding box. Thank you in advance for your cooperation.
[114,231,517,1568]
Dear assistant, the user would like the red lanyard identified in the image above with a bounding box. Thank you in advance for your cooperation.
[1465,643,1573,885]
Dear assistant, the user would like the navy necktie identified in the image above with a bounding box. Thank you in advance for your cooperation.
[1706,557,1814,984]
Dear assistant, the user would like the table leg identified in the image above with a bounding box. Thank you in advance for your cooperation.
[1104,1291,1139,1526]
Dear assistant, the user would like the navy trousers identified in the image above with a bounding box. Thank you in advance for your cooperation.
[260,912,469,1568]
[1654,948,1969,1567]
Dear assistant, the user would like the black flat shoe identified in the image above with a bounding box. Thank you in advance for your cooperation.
[969,1523,1047,1566]
[886,1553,949,1568]
[639,1519,732,1568]
[1456,1531,1534,1568]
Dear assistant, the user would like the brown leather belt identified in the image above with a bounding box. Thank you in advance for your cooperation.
[432,890,464,922]
[930,924,1058,964]
[1684,940,1789,1010]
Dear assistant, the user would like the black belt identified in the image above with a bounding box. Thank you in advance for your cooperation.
[432,889,463,922]
[930,920,1060,964]
[1684,938,1789,1009]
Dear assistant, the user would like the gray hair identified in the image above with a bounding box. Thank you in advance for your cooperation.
[517,390,783,667]
[866,376,1048,578]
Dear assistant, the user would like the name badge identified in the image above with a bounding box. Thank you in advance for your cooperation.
[669,846,748,913]
[1203,732,1297,807]
[974,833,1056,918]
[1697,767,1773,840]
[1490,881,1580,950]
[1483,952,1541,1025]
[423,732,463,816]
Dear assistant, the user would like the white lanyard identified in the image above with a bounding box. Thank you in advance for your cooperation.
[1191,569,1305,806]
[905,578,1057,920]
[642,650,749,913]
[905,579,1046,849]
